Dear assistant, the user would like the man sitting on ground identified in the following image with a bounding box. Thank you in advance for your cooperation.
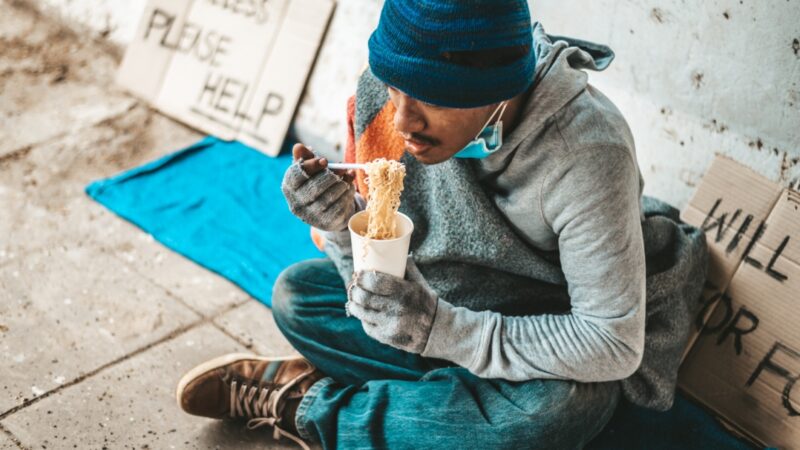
[175,1,707,448]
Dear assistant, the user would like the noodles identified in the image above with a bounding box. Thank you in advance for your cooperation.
[364,158,406,239]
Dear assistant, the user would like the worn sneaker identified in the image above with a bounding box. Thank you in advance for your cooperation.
[176,353,324,449]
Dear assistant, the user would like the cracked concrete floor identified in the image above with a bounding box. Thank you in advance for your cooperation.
[0,1,305,448]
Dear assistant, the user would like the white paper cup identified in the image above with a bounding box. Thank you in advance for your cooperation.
[348,211,414,278]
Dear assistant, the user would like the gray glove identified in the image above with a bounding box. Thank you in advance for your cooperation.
[281,160,356,232]
[346,257,438,354]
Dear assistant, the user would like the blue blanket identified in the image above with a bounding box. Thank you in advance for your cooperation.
[85,136,757,449]
[85,136,323,307]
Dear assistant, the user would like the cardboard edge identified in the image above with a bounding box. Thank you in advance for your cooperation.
[678,155,797,448]
[239,0,337,156]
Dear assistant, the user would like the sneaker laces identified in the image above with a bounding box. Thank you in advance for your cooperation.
[229,366,316,450]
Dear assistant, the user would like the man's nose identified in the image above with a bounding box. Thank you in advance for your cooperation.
[393,95,425,135]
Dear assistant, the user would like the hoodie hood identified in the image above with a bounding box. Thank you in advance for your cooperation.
[492,22,616,157]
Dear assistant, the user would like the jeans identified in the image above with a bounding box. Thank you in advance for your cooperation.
[272,258,621,450]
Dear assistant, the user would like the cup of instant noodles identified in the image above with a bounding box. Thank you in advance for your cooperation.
[348,211,413,278]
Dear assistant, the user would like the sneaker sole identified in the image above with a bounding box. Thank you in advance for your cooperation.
[175,352,301,411]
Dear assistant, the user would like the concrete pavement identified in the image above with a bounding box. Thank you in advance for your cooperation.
[1,1,304,448]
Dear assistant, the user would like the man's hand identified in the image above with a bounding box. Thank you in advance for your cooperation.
[347,257,438,354]
[281,143,357,232]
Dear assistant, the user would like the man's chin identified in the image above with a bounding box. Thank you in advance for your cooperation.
[405,148,450,165]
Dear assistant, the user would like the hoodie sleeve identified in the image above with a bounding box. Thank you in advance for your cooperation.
[317,227,355,285]
[317,193,367,285]
[421,146,646,382]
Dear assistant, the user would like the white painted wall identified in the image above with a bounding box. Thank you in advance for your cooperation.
[534,0,800,208]
[31,0,800,209]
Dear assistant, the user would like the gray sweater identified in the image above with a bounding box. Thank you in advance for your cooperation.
[322,23,707,410]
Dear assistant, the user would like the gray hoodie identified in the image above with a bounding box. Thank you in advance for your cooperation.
[418,23,646,381]
[323,23,707,410]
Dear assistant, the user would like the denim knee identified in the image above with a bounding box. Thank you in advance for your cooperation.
[272,258,343,331]
[273,261,315,325]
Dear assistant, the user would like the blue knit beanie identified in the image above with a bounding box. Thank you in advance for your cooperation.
[368,0,536,108]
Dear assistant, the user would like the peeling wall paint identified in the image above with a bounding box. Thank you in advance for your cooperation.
[29,0,800,209]
[534,0,800,207]
[31,0,147,43]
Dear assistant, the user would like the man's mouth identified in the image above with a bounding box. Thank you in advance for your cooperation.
[404,136,434,154]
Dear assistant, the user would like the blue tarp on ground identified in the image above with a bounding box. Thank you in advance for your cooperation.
[85,136,323,308]
[85,136,757,449]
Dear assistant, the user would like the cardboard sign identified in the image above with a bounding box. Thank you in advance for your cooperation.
[116,0,334,155]
[679,155,800,449]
